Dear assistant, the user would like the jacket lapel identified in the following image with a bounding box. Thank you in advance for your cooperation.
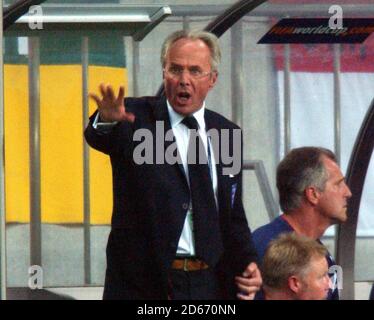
[204,110,231,213]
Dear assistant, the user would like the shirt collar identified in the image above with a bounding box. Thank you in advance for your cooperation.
[166,100,206,130]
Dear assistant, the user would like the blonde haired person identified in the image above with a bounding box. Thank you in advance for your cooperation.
[262,233,331,300]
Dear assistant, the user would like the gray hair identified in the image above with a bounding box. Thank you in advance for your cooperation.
[277,147,337,213]
[160,29,221,72]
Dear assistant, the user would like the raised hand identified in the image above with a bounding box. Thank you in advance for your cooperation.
[89,84,135,123]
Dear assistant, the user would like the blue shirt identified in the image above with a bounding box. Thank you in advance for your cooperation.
[252,215,339,300]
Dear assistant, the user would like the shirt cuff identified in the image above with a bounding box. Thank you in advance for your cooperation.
[92,112,118,132]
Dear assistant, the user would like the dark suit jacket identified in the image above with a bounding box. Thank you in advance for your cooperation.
[84,96,258,299]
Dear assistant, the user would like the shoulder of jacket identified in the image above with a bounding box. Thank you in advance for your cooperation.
[205,108,241,130]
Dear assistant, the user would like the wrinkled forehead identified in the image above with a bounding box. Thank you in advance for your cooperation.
[166,39,212,63]
[171,38,207,49]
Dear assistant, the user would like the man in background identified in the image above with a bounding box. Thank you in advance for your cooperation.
[252,147,352,299]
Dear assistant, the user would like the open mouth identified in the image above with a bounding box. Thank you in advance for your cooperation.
[178,92,191,101]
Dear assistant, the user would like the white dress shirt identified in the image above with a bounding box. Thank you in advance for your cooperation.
[166,101,218,256]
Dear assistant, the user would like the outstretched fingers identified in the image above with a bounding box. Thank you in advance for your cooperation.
[89,84,135,123]
[117,85,135,123]
[89,92,101,106]
[116,86,125,104]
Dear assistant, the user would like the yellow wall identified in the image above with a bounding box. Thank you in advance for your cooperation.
[4,65,30,223]
[4,64,128,224]
[89,66,128,224]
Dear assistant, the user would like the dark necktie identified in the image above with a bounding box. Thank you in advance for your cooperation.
[182,116,223,267]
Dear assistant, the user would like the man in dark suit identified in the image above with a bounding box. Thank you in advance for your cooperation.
[85,30,261,300]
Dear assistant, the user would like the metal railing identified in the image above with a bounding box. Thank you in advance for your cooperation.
[243,160,278,220]
[337,98,374,299]
[0,0,6,301]
[28,36,41,269]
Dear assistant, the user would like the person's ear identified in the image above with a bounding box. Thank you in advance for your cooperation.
[304,186,320,206]
[288,275,302,294]
[208,71,218,89]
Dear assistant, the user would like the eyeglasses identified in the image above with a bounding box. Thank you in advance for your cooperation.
[163,66,212,79]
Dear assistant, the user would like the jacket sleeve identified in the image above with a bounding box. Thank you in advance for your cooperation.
[228,173,259,275]
[227,129,258,275]
[84,109,134,156]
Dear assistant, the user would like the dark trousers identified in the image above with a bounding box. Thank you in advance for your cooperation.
[168,268,223,300]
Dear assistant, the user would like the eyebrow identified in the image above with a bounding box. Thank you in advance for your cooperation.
[170,62,202,69]
[336,177,346,184]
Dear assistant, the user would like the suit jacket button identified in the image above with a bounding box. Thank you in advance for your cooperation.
[182,203,189,210]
